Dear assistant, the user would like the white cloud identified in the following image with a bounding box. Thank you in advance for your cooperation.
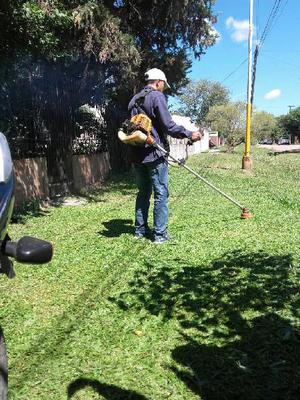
[226,17,255,43]
[264,89,281,100]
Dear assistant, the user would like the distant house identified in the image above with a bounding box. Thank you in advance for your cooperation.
[209,131,224,147]
[170,115,209,160]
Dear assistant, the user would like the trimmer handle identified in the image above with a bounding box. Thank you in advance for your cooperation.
[145,135,155,146]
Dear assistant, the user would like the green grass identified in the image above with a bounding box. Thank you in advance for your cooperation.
[1,146,300,399]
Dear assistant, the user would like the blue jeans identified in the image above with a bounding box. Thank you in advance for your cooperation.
[134,158,169,239]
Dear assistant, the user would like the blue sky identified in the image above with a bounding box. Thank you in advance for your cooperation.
[173,0,300,116]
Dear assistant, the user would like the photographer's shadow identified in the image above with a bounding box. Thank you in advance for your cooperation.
[67,377,147,399]
[99,219,134,237]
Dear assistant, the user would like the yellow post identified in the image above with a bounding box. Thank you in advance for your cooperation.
[242,102,252,170]
[242,0,253,171]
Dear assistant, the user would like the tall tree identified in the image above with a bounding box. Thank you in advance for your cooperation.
[251,111,279,143]
[206,102,246,152]
[0,0,218,182]
[175,80,229,126]
[278,107,300,144]
[104,0,218,94]
[0,0,142,185]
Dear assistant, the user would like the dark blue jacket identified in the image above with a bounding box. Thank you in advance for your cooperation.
[128,86,193,163]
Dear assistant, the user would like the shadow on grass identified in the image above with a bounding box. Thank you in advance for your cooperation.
[12,200,51,224]
[9,280,110,392]
[67,378,147,399]
[12,171,136,223]
[99,219,134,237]
[79,171,137,202]
[270,149,300,156]
[172,313,300,400]
[112,250,300,399]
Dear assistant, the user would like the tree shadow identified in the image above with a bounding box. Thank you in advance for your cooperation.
[10,280,110,391]
[84,171,136,199]
[269,149,300,156]
[11,200,51,224]
[112,251,300,321]
[172,313,300,400]
[105,171,136,195]
[67,377,147,399]
[111,250,300,398]
[99,219,134,237]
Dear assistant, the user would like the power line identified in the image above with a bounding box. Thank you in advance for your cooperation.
[259,0,282,47]
[221,58,247,83]
[266,0,289,40]
[251,0,288,106]
[219,1,289,100]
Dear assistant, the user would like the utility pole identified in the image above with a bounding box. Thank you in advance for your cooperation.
[288,105,295,112]
[242,0,253,170]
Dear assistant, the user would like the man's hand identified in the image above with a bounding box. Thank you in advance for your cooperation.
[191,131,203,142]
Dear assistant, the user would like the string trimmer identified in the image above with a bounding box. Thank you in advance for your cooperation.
[118,114,252,219]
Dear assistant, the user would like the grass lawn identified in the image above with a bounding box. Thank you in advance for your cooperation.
[1,145,300,400]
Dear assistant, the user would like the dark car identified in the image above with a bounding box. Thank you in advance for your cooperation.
[0,133,14,242]
[259,139,273,145]
[278,138,291,145]
[1,131,53,399]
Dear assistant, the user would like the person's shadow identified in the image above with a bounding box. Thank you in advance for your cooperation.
[67,378,148,399]
[99,219,134,237]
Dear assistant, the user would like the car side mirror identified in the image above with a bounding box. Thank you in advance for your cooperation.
[4,236,53,264]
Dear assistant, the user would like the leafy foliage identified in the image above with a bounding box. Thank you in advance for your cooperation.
[251,111,280,143]
[206,102,246,152]
[73,105,107,154]
[1,1,72,61]
[0,0,218,96]
[278,107,300,142]
[0,0,218,180]
[104,0,217,89]
[175,79,230,126]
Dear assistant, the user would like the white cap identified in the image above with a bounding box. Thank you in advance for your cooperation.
[145,68,170,88]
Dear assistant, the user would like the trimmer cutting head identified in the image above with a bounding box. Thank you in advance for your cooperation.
[240,207,252,219]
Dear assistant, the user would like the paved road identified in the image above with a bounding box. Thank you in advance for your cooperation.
[257,144,300,153]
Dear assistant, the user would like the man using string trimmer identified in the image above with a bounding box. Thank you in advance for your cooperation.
[124,68,202,244]
[118,69,252,232]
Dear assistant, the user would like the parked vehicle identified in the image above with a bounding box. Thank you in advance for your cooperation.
[278,137,291,145]
[0,132,53,399]
[259,139,273,145]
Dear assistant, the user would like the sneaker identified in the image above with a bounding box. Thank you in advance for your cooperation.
[134,233,145,240]
[134,229,153,240]
[153,233,173,244]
